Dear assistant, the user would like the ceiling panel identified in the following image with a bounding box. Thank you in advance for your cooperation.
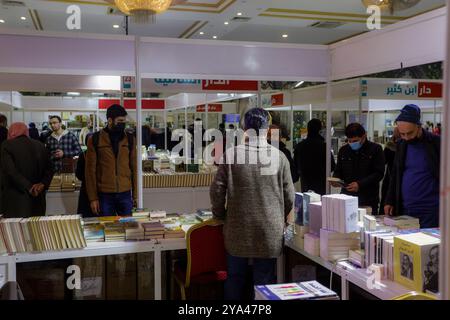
[0,0,446,44]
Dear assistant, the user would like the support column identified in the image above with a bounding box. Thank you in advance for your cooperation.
[135,36,144,209]
[325,81,332,195]
[439,2,450,300]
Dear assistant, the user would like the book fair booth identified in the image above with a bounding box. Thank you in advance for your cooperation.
[1,5,450,301]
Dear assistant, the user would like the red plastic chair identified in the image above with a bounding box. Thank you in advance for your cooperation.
[173,219,227,300]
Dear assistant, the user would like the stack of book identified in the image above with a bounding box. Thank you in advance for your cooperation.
[348,249,365,268]
[178,214,200,225]
[0,215,86,253]
[304,233,320,256]
[124,222,145,241]
[82,219,105,243]
[150,210,167,220]
[321,194,359,233]
[104,223,125,242]
[142,222,165,240]
[394,232,440,293]
[61,174,76,192]
[163,221,185,239]
[49,175,62,192]
[196,209,213,222]
[320,229,360,262]
[255,281,339,300]
[384,216,420,230]
[308,202,322,236]
[302,192,321,226]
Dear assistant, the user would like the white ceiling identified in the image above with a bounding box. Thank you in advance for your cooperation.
[0,0,446,44]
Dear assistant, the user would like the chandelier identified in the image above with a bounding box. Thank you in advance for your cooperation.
[114,0,173,23]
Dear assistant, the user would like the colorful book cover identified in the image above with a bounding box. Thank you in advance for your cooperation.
[394,233,440,293]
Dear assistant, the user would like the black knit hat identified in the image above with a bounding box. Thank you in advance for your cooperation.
[106,104,127,120]
[396,104,421,125]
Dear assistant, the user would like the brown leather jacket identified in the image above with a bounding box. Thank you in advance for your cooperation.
[85,129,137,202]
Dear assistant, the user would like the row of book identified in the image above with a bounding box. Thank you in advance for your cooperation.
[48,174,81,193]
[142,173,216,188]
[0,215,86,254]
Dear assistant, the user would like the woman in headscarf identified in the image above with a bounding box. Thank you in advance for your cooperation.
[0,122,54,217]
[28,122,40,140]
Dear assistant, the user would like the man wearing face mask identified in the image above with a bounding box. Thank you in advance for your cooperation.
[384,105,440,228]
[331,123,385,214]
[85,104,137,216]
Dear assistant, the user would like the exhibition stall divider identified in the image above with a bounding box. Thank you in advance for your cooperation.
[0,5,449,297]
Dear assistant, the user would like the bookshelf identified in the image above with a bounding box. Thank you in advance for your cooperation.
[284,226,411,300]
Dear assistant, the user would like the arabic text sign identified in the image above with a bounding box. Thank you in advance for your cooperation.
[417,82,442,98]
[202,80,259,91]
[196,104,223,112]
[362,79,443,100]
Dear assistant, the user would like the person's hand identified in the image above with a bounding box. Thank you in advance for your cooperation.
[384,205,394,216]
[54,149,64,159]
[90,200,100,215]
[30,183,45,197]
[346,182,359,193]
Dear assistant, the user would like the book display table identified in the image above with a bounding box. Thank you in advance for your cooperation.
[0,237,187,300]
[283,227,411,300]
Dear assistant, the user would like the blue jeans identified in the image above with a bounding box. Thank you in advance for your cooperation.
[224,253,277,300]
[403,208,439,228]
[98,191,133,216]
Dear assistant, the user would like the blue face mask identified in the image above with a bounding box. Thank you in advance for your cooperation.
[349,141,362,151]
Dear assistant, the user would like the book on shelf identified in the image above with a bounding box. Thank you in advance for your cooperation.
[304,233,320,257]
[308,202,322,236]
[83,224,105,243]
[302,192,321,226]
[149,210,167,219]
[0,215,86,253]
[255,281,338,300]
[321,194,359,233]
[294,193,303,225]
[319,229,360,262]
[104,223,125,242]
[394,232,440,293]
[178,214,201,225]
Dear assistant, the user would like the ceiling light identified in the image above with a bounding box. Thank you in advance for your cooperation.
[0,19,5,24]
[67,92,80,96]
[213,36,217,39]
[114,0,173,24]
[224,21,229,25]
[282,34,288,38]
[294,81,305,88]
[113,24,120,29]
[237,12,243,16]
[20,16,27,21]
[199,31,204,35]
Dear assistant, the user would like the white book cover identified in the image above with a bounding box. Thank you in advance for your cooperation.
[343,196,359,233]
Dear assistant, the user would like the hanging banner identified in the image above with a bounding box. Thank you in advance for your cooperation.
[271,93,284,106]
[361,79,443,100]
[196,104,223,112]
[98,99,165,110]
[201,80,259,91]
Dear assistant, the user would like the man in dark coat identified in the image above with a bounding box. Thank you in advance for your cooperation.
[0,122,54,217]
[384,105,440,228]
[294,119,335,195]
[332,123,385,214]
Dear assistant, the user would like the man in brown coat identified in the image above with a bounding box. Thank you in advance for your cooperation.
[85,104,137,216]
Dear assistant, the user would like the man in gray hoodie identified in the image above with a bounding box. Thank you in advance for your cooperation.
[210,107,295,300]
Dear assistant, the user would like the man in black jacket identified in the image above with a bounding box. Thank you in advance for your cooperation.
[384,105,440,228]
[294,119,335,195]
[332,123,385,214]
